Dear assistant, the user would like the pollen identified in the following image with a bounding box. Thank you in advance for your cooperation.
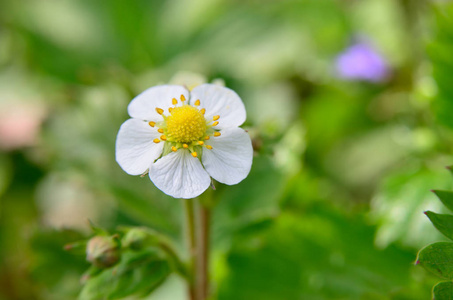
[191,152,198,158]
[156,108,164,115]
[172,98,178,105]
[206,145,213,150]
[166,105,207,143]
[148,121,155,127]
[213,115,220,121]
[214,132,221,137]
[194,99,200,106]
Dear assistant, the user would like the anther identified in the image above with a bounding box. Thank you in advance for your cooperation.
[148,121,155,127]
[204,136,210,140]
[194,99,200,106]
[200,108,206,115]
[214,132,221,137]
[213,115,220,121]
[171,146,177,152]
[206,145,213,150]
[156,107,164,115]
[198,141,204,145]
[212,121,219,126]
[169,107,173,113]
[191,152,197,158]
[180,94,186,101]
[160,135,167,141]
[172,98,178,105]
[183,144,189,149]
[153,138,161,143]
[158,128,164,133]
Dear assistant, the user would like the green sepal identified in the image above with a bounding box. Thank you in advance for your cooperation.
[425,211,453,241]
[161,142,173,157]
[417,242,453,280]
[433,281,453,300]
[79,249,170,300]
[433,190,453,212]
[88,220,109,236]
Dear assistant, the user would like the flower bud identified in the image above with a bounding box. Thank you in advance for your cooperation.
[86,235,120,268]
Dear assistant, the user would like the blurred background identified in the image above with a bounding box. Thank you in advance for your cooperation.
[1,0,453,299]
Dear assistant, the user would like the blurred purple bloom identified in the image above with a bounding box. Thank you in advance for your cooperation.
[335,42,389,82]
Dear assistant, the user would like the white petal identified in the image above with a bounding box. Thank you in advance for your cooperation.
[202,127,253,185]
[190,84,246,129]
[150,150,211,199]
[115,119,163,175]
[128,85,189,120]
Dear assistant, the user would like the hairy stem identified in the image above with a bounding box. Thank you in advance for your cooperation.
[198,205,211,300]
[183,198,197,300]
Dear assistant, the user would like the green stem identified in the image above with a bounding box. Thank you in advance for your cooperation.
[198,204,211,300]
[158,238,188,279]
[184,198,197,300]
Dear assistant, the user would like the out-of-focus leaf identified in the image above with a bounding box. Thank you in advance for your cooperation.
[79,249,170,300]
[29,229,88,297]
[371,167,451,248]
[429,4,453,128]
[425,211,453,241]
[433,281,453,300]
[417,242,453,280]
[218,209,426,300]
[433,190,453,212]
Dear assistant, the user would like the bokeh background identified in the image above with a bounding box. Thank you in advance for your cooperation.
[1,0,453,299]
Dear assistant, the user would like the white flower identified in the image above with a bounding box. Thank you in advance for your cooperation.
[115,84,253,199]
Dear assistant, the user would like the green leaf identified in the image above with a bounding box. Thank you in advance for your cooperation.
[433,190,453,212]
[425,211,453,241]
[79,249,171,300]
[417,242,453,280]
[433,281,453,300]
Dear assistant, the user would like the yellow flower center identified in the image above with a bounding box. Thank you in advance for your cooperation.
[150,94,222,157]
[166,105,207,143]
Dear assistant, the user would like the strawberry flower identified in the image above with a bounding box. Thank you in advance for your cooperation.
[116,84,253,199]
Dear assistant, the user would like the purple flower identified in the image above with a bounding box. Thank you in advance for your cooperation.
[335,42,389,83]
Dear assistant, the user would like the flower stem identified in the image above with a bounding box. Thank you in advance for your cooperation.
[183,198,197,300]
[198,205,211,300]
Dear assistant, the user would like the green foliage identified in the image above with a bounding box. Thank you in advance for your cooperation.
[79,249,170,300]
[417,242,453,280]
[433,189,453,212]
[433,281,453,300]
[425,211,453,241]
[417,167,453,298]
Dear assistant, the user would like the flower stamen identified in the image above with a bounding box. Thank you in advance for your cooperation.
[180,94,186,102]
[153,138,160,143]
[213,115,220,121]
[214,132,221,137]
[156,108,164,115]
[149,121,155,127]
[191,152,197,157]
[194,99,200,106]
